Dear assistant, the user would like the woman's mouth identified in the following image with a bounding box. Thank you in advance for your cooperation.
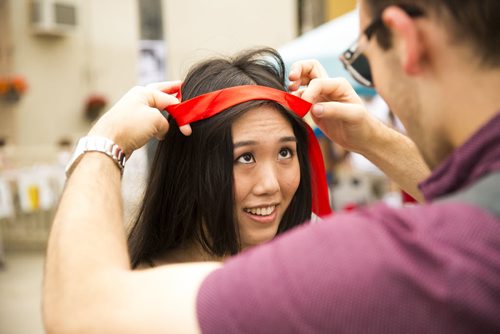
[243,204,278,223]
[244,205,276,216]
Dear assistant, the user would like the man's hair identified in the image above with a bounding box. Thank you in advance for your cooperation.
[365,0,500,67]
[128,48,312,268]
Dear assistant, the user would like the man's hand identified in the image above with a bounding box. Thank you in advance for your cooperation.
[289,60,381,155]
[88,81,192,157]
[289,60,430,201]
[288,59,329,92]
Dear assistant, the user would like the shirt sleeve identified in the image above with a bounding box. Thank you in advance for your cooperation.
[196,203,500,333]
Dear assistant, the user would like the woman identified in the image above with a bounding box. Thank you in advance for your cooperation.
[128,48,330,268]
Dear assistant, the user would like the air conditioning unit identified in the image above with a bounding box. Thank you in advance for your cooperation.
[30,0,77,36]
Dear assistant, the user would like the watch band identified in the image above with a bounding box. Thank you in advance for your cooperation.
[65,136,126,177]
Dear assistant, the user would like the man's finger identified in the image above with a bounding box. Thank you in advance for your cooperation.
[310,101,368,132]
[179,124,192,136]
[290,88,305,98]
[288,60,327,92]
[288,62,310,92]
[148,88,180,110]
[144,85,192,137]
[288,60,328,89]
[288,81,302,92]
[146,81,182,95]
[301,77,361,105]
[148,106,170,140]
[298,59,328,79]
[288,64,301,82]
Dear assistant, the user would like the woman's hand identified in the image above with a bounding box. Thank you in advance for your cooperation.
[88,81,192,157]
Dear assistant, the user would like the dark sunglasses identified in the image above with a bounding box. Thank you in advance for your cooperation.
[339,5,424,87]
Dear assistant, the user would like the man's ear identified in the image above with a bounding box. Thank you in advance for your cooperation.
[382,6,425,76]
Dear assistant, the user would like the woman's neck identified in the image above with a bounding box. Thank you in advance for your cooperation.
[149,240,226,267]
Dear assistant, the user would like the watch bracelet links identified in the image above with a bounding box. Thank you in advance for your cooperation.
[65,136,126,177]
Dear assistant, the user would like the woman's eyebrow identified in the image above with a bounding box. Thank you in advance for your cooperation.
[233,140,258,148]
[280,136,297,143]
[233,136,296,149]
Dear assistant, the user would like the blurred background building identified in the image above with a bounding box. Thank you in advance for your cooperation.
[0,0,407,332]
[0,0,357,246]
[0,0,354,160]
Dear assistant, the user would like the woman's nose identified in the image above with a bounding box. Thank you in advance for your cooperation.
[252,163,280,196]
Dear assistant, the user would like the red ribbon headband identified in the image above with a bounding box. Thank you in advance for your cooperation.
[165,85,332,217]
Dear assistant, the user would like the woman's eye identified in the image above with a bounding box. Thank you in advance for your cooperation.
[236,153,255,164]
[278,148,293,160]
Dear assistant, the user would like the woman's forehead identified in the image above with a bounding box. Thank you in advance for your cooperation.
[231,107,295,142]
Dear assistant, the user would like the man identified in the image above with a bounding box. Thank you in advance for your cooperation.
[43,0,500,332]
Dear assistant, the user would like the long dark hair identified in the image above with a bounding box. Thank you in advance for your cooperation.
[128,48,312,268]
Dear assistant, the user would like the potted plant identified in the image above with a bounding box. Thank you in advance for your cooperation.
[0,75,28,102]
[84,94,108,122]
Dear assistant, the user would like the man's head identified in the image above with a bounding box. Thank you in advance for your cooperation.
[362,0,500,67]
[356,0,500,168]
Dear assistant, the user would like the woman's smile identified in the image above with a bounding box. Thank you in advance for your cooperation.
[243,204,279,223]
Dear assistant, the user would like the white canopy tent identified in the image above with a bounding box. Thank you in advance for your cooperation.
[279,10,376,96]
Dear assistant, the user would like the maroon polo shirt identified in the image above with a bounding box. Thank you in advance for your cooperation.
[197,113,500,333]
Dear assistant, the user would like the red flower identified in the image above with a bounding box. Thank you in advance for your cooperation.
[10,75,28,94]
[84,94,108,121]
[0,75,28,102]
[86,95,107,109]
[0,78,9,95]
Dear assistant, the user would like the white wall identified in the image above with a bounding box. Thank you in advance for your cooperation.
[1,0,298,166]
[164,0,298,79]
[3,0,139,166]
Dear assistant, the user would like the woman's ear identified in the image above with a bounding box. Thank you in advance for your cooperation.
[382,6,425,76]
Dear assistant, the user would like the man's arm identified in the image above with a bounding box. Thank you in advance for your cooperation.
[289,61,430,201]
[43,84,220,333]
[356,119,429,202]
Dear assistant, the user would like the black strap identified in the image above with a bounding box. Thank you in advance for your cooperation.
[439,171,500,218]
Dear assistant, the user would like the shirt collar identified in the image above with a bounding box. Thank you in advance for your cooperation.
[419,112,500,201]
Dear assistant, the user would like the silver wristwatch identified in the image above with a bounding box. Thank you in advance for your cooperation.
[65,136,126,177]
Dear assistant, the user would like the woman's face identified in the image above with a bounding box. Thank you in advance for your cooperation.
[232,106,301,249]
